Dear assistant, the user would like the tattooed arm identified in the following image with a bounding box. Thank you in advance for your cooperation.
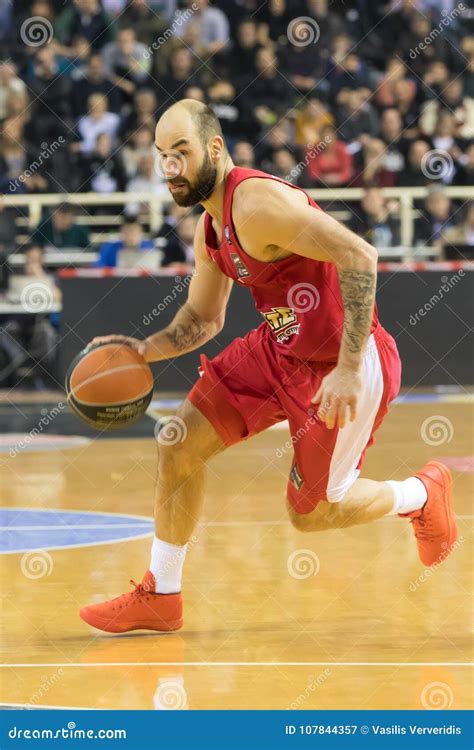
[90,214,233,362]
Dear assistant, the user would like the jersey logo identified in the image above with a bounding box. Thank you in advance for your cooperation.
[261,306,300,342]
[290,464,304,491]
[230,252,250,282]
[224,225,232,244]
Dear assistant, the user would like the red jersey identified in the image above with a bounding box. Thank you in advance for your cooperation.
[204,166,379,364]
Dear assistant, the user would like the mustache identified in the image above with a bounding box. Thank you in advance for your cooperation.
[167,177,189,186]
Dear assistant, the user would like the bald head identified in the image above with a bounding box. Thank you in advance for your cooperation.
[158,99,224,149]
[155,99,228,207]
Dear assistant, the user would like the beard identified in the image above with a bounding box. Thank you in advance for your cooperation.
[168,151,218,207]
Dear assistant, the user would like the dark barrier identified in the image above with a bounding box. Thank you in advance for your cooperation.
[59,266,473,389]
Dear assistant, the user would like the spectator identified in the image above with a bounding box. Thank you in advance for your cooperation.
[380,108,410,178]
[173,0,230,57]
[350,188,400,249]
[232,141,255,169]
[125,153,168,216]
[0,61,26,121]
[336,89,379,144]
[325,35,370,98]
[414,189,454,247]
[295,98,333,148]
[102,27,151,87]
[443,202,474,258]
[398,140,433,187]
[82,132,127,194]
[161,213,199,267]
[455,142,474,186]
[420,78,474,140]
[121,0,168,47]
[303,125,353,187]
[230,19,262,78]
[96,218,154,267]
[32,203,90,250]
[122,126,156,178]
[71,54,122,118]
[242,47,293,128]
[55,0,116,52]
[0,118,49,194]
[375,57,410,109]
[270,148,299,183]
[258,0,292,44]
[354,138,397,188]
[156,47,201,103]
[121,89,158,137]
[0,244,60,389]
[77,94,120,155]
[27,46,72,145]
[207,81,240,143]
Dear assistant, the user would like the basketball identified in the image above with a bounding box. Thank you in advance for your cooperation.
[65,343,154,431]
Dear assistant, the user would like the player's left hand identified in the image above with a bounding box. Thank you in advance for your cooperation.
[311,365,362,429]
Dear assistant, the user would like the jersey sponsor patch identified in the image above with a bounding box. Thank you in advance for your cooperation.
[261,306,300,342]
[230,252,251,281]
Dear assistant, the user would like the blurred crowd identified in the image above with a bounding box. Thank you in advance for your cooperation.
[0,0,473,387]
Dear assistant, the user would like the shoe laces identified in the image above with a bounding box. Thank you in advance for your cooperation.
[413,513,433,540]
[110,580,152,609]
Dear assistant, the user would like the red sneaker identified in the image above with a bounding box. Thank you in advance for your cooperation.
[79,571,183,633]
[400,461,458,566]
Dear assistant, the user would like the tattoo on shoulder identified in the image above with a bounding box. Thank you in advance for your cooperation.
[338,270,376,354]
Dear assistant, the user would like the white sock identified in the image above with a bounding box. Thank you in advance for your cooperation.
[386,478,428,515]
[150,536,187,594]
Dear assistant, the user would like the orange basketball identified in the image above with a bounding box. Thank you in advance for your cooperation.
[66,343,154,430]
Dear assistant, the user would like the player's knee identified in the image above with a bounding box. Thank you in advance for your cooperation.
[157,423,197,476]
[287,504,328,532]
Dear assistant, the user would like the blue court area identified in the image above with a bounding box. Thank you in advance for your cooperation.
[0,508,154,554]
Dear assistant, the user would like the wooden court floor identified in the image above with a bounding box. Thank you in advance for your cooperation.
[1,394,472,710]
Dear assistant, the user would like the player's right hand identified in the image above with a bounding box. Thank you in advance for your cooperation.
[87,335,147,358]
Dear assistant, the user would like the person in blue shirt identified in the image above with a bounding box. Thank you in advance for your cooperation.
[96,218,154,267]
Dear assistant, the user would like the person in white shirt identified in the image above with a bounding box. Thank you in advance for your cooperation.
[77,93,120,154]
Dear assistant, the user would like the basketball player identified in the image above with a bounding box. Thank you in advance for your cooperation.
[80,101,457,633]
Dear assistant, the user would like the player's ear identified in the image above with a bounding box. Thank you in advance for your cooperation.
[209,135,225,162]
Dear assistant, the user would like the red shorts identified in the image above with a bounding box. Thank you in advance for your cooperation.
[188,324,401,514]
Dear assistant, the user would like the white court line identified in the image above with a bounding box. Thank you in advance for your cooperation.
[1,524,152,531]
[3,516,472,532]
[2,662,472,668]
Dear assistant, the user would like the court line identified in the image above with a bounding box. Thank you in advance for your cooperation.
[2,662,472,668]
[0,524,152,531]
[3,517,473,531]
